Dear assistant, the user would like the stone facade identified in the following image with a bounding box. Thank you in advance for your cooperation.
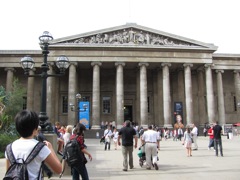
[0,23,240,129]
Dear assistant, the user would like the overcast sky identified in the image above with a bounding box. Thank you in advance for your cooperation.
[1,0,239,54]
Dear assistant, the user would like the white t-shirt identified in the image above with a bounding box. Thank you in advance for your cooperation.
[142,130,160,142]
[5,139,51,180]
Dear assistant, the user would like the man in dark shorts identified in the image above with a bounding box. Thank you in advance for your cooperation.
[213,121,223,157]
[118,120,138,171]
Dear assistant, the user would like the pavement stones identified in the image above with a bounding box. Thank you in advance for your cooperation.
[1,136,240,180]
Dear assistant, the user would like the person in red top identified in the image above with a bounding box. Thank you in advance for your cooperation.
[208,124,215,150]
[70,123,92,180]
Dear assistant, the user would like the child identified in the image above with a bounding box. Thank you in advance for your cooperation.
[5,110,62,179]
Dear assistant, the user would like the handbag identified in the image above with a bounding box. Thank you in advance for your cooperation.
[191,137,194,143]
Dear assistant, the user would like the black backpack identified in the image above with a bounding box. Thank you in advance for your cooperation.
[4,141,45,180]
[64,136,87,166]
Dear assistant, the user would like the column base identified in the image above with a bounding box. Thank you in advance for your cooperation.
[163,124,173,129]
[91,125,101,130]
[117,124,123,129]
[141,124,149,129]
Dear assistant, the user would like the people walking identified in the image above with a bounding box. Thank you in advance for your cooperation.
[182,127,193,157]
[177,127,183,141]
[69,123,92,180]
[141,125,160,170]
[208,124,215,150]
[191,123,198,150]
[118,120,138,171]
[104,126,112,150]
[112,127,119,150]
[213,121,223,157]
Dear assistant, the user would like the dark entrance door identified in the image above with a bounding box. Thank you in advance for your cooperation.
[124,105,133,122]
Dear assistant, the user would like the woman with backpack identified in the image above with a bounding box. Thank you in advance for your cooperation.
[4,110,62,179]
[69,123,92,180]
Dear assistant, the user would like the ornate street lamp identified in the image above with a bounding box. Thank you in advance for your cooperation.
[20,31,70,132]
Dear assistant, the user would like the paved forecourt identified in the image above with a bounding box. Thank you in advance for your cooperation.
[1,136,240,180]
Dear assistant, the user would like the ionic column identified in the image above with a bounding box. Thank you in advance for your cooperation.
[161,63,172,128]
[5,68,15,93]
[115,62,125,129]
[68,63,78,125]
[183,63,193,126]
[233,70,240,114]
[205,64,215,124]
[47,63,56,125]
[27,69,35,110]
[197,68,206,126]
[177,68,185,123]
[216,70,225,125]
[136,69,140,125]
[139,62,149,128]
[91,62,102,129]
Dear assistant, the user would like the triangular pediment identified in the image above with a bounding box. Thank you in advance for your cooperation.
[51,23,217,51]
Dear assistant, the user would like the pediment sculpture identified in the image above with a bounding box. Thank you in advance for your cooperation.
[62,28,198,47]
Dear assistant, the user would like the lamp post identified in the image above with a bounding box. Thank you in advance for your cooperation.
[69,93,88,124]
[20,31,70,132]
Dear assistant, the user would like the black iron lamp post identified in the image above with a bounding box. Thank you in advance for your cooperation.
[20,31,70,132]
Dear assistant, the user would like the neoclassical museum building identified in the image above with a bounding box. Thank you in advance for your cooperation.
[1,23,240,129]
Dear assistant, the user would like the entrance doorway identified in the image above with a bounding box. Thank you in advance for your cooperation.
[124,105,133,122]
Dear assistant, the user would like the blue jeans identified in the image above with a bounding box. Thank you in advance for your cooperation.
[71,165,89,180]
[208,138,214,148]
[214,138,223,156]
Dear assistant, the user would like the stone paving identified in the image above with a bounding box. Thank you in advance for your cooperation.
[1,136,240,180]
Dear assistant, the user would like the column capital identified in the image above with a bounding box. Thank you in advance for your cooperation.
[215,70,224,74]
[91,62,102,66]
[183,63,193,68]
[197,66,204,72]
[69,62,78,67]
[161,63,171,67]
[138,62,149,67]
[233,70,240,74]
[115,62,125,67]
[4,67,15,72]
[204,63,214,69]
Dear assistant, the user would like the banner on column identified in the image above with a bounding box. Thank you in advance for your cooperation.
[78,101,90,129]
[173,102,183,126]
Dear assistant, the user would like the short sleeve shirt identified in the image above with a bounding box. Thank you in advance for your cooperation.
[118,126,136,146]
[213,125,222,139]
[5,139,50,180]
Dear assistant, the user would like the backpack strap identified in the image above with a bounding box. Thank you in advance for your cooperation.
[25,141,45,164]
[5,143,17,165]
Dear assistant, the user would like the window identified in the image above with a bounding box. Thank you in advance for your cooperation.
[102,96,111,114]
[234,96,237,112]
[62,96,68,113]
[22,97,27,110]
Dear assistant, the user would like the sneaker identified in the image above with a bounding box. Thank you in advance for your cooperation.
[130,166,134,169]
[146,167,151,170]
[122,169,127,171]
[154,163,159,170]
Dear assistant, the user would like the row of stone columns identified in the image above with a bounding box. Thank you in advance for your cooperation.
[4,62,236,128]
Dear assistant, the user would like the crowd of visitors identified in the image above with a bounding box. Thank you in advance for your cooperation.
[4,110,225,179]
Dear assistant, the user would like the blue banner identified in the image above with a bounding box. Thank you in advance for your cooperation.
[78,101,90,129]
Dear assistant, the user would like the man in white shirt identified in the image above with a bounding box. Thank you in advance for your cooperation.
[191,123,198,150]
[104,126,112,150]
[141,125,160,170]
